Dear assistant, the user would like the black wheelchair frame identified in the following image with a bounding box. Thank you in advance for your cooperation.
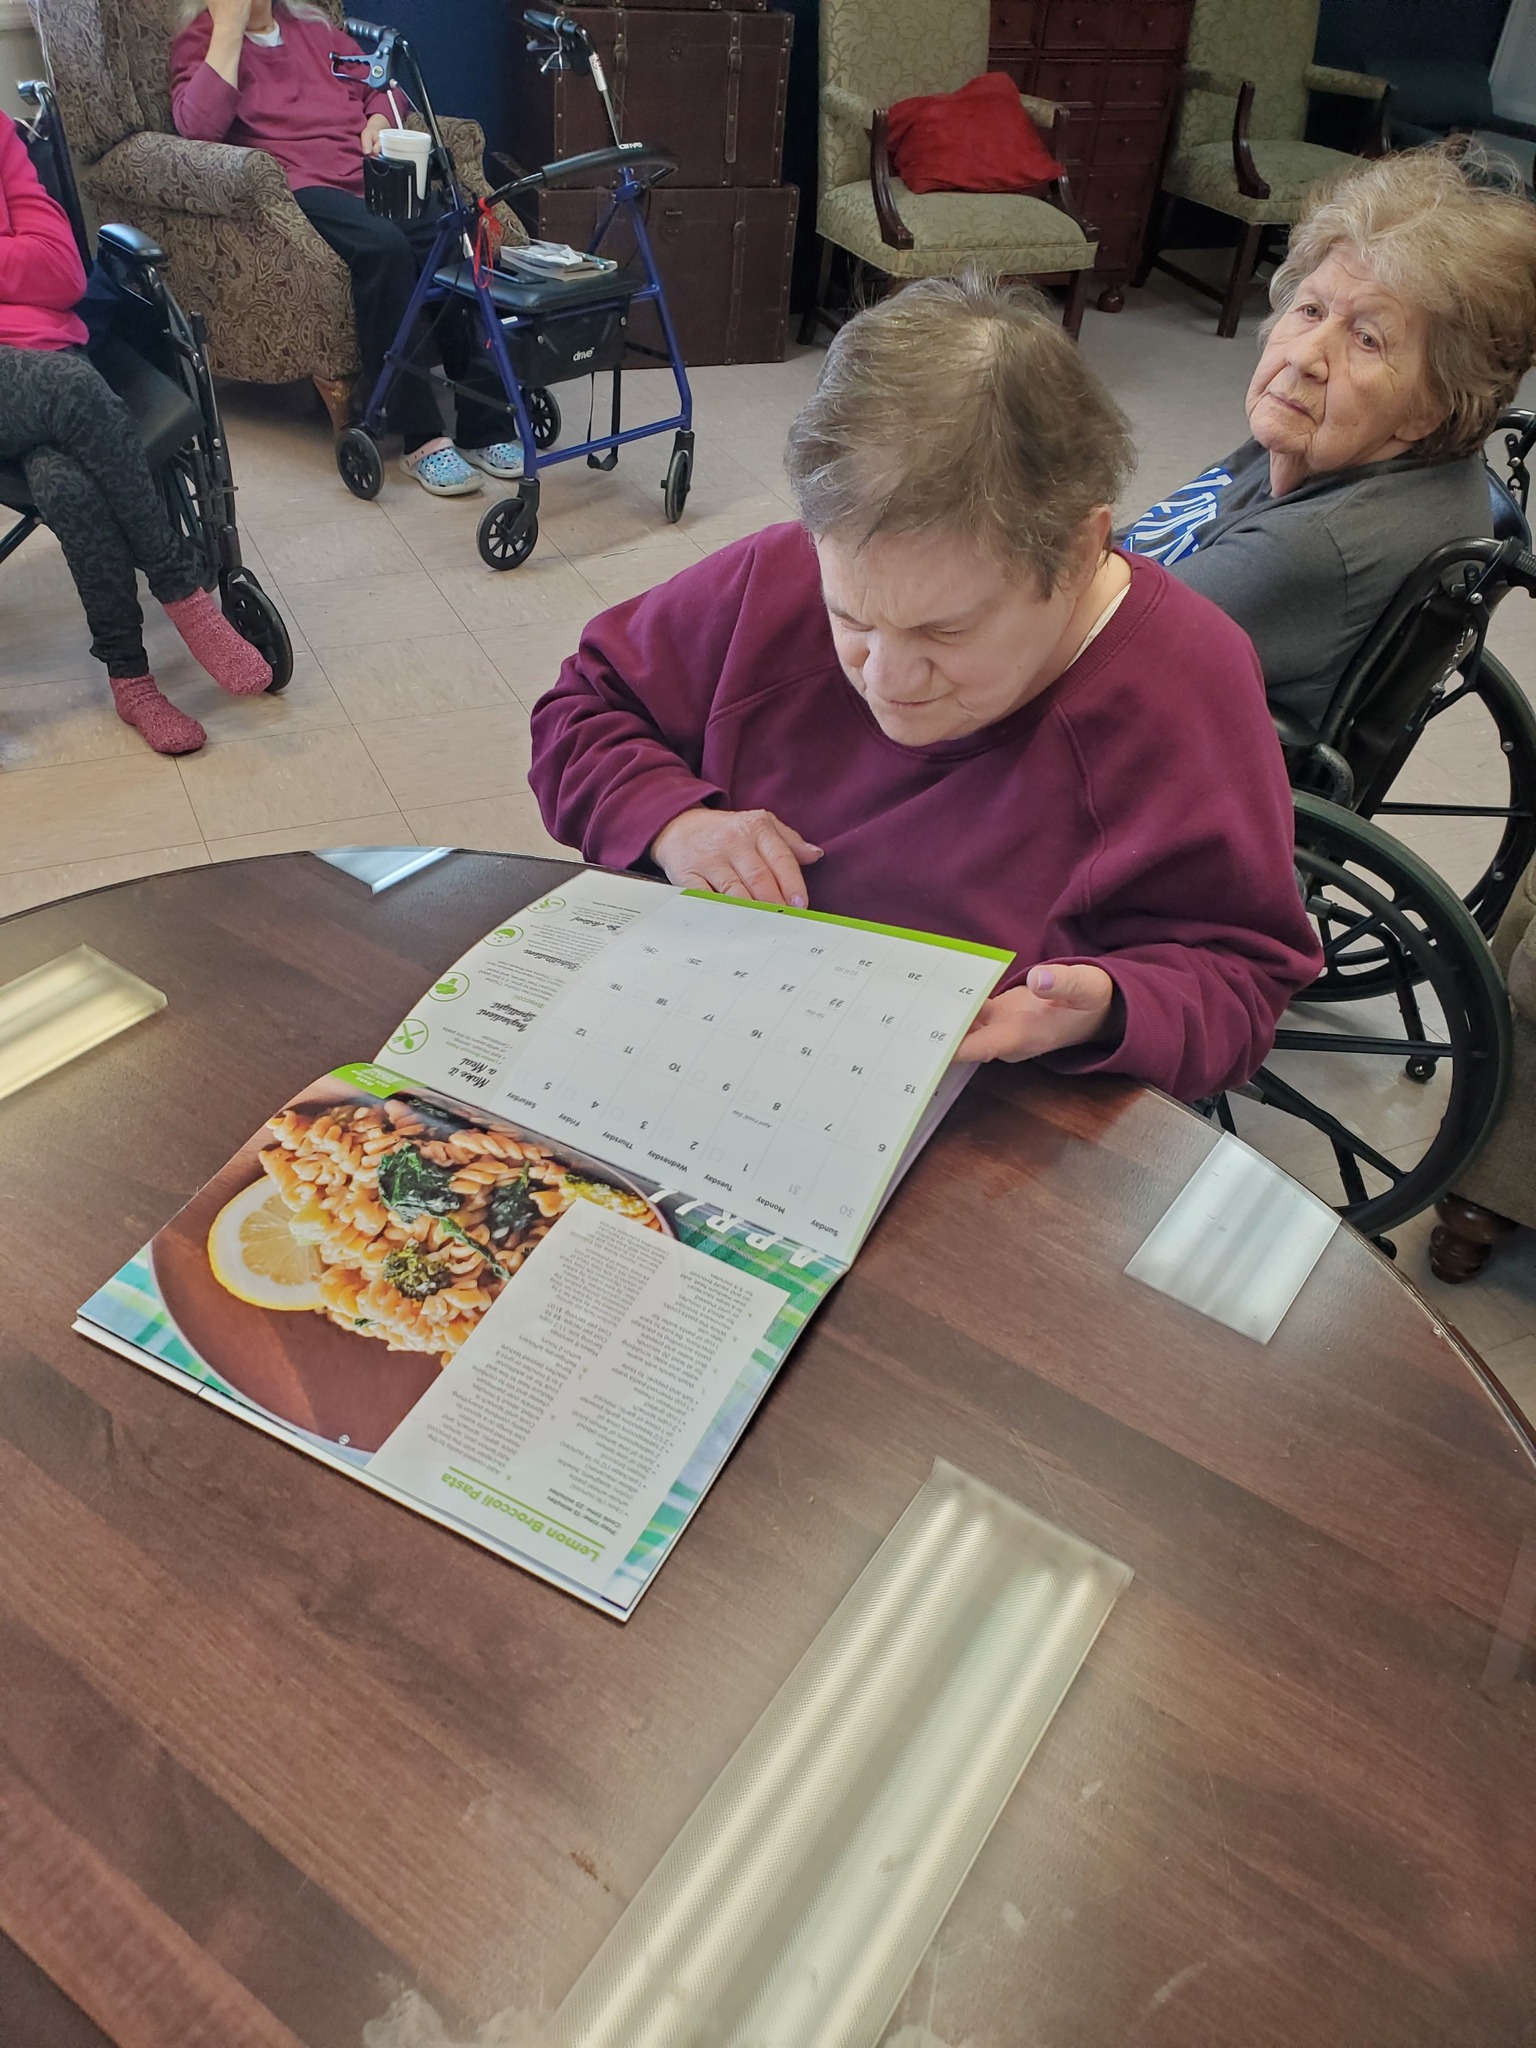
[1219,415,1536,1240]
[0,82,293,689]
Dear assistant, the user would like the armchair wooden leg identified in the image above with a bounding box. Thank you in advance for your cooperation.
[797,238,835,347]
[1216,222,1265,338]
[1429,1194,1519,1282]
[1061,266,1088,340]
[312,374,355,437]
[1133,191,1172,289]
[1096,284,1126,313]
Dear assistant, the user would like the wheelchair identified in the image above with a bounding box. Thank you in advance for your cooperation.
[0,83,293,690]
[1218,418,1536,1240]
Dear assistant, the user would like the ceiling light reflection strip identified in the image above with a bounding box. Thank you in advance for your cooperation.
[554,1459,1130,2048]
[0,945,167,1104]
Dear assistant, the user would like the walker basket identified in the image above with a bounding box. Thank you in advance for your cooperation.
[434,260,644,387]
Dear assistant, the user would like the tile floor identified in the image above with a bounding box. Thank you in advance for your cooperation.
[2,268,1535,1402]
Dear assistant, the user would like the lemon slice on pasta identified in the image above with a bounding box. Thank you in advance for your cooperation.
[208,1179,325,1311]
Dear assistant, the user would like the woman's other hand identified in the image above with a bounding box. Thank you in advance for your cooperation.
[652,807,824,907]
[361,113,390,156]
[958,963,1117,1063]
[205,0,254,85]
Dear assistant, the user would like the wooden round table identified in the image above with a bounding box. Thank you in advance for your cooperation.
[1,852,1533,2048]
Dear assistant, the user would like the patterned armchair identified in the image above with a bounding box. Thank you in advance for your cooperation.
[29,0,521,424]
[801,0,1098,344]
[1138,0,1387,337]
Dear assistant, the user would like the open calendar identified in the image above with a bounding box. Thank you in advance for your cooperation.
[377,871,1008,1262]
[77,872,1011,1617]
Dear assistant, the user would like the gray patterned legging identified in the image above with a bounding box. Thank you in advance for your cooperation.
[0,343,203,677]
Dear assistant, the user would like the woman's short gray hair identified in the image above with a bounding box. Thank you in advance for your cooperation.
[1270,141,1536,460]
[783,272,1134,594]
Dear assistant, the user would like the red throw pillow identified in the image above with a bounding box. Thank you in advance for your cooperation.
[886,72,1063,196]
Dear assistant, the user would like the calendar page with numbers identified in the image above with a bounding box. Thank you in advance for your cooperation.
[372,870,1012,1264]
[76,869,1010,1618]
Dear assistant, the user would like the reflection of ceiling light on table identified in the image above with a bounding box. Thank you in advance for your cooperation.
[554,1461,1130,2048]
[0,945,166,1103]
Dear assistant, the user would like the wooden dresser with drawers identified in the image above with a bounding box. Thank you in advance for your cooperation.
[988,0,1194,310]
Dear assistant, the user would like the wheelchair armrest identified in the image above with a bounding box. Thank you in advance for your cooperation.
[96,222,167,267]
[1270,707,1317,752]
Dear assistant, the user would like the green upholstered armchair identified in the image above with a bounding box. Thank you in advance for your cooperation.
[1431,858,1536,1285]
[31,0,521,427]
[1138,0,1387,336]
[800,0,1098,344]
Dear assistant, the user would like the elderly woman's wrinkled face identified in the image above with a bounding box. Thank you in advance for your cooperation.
[1246,247,1446,485]
[815,527,1107,745]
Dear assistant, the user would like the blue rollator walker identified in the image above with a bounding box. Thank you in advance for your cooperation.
[331,11,694,569]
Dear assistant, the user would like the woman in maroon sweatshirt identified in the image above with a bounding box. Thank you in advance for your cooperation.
[0,111,269,753]
[530,277,1324,1102]
[171,0,519,497]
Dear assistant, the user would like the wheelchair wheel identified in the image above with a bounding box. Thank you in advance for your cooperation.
[337,427,382,501]
[221,570,293,692]
[1222,794,1510,1238]
[1363,649,1536,944]
[478,493,539,571]
[526,387,561,451]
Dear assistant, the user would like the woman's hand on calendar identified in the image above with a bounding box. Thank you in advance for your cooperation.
[651,806,824,908]
[957,964,1118,1064]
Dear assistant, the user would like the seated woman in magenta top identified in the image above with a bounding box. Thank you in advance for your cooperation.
[529,277,1324,1103]
[170,0,518,496]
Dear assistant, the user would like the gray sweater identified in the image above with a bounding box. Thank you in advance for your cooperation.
[1158,441,1491,729]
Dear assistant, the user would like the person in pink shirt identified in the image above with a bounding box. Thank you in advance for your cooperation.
[171,0,520,496]
[530,276,1325,1102]
[0,111,270,754]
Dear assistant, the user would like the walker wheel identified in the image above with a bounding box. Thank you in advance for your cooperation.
[478,495,539,571]
[663,441,692,524]
[220,570,294,691]
[337,426,382,501]
[527,387,561,451]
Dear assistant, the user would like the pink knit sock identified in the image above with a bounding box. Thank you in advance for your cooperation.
[110,675,206,755]
[161,588,272,696]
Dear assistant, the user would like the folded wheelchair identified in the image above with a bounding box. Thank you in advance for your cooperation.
[1220,413,1536,1242]
[333,12,693,571]
[0,83,292,690]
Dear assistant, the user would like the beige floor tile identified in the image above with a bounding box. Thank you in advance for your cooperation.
[0,586,100,690]
[205,813,415,863]
[281,570,463,651]
[0,842,208,921]
[0,672,145,771]
[575,540,704,609]
[176,724,396,838]
[377,476,502,572]
[537,472,692,561]
[316,633,512,724]
[161,653,353,745]
[429,555,601,635]
[241,502,419,588]
[475,618,586,707]
[0,754,201,872]
[402,790,573,860]
[361,701,533,809]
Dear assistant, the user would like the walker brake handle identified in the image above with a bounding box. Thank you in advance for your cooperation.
[523,9,593,77]
[333,18,397,89]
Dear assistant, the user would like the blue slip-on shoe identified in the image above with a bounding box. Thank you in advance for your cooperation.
[458,441,525,480]
[401,443,483,496]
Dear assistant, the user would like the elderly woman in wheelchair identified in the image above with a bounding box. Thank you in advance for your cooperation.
[529,275,1324,1107]
[0,110,271,754]
[1121,143,1536,732]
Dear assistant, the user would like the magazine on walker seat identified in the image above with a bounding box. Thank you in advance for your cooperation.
[75,872,1010,1618]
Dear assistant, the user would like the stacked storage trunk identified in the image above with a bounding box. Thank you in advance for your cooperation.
[508,2,798,365]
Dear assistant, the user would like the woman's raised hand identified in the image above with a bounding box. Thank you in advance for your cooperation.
[205,0,255,85]
[651,806,824,908]
[207,0,255,34]
[957,963,1117,1064]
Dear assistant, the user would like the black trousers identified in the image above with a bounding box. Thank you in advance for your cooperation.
[294,186,507,451]
[0,344,200,677]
